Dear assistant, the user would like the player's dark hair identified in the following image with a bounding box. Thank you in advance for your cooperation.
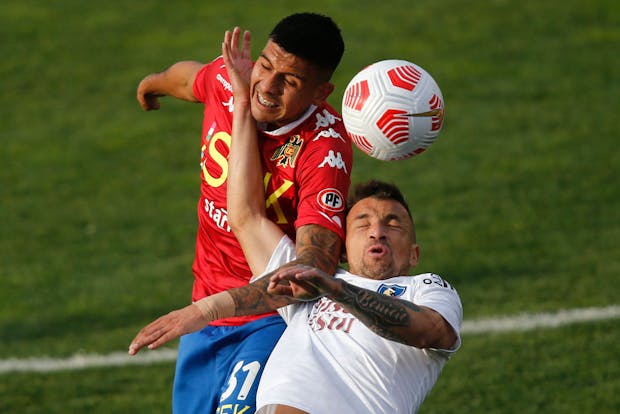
[347,180,413,221]
[270,13,344,78]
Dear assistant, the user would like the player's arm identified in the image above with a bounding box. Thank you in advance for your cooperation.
[137,61,204,110]
[223,27,284,275]
[269,265,458,349]
[127,227,342,354]
[128,274,297,355]
[333,281,457,349]
[290,224,341,274]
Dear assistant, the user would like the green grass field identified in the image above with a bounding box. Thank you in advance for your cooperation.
[1,0,618,412]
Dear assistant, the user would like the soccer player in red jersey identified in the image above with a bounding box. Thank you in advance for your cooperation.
[134,13,351,413]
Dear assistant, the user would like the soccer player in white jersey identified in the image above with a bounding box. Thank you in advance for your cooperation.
[130,28,463,414]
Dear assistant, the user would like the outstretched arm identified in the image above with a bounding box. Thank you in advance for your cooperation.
[269,265,458,349]
[136,61,204,111]
[128,275,295,354]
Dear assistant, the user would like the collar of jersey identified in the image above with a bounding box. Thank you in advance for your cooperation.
[258,105,317,137]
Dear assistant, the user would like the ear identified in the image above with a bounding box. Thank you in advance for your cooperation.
[313,82,334,105]
[409,244,420,268]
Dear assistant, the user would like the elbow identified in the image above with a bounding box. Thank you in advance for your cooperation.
[407,312,458,350]
[227,208,267,239]
[227,210,248,237]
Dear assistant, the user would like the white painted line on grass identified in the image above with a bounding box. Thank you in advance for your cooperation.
[2,305,619,374]
[0,349,177,374]
[461,304,620,334]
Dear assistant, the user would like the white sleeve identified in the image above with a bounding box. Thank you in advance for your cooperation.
[249,235,297,282]
[251,235,299,324]
[413,273,463,353]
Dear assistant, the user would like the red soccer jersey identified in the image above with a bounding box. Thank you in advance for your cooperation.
[191,57,352,325]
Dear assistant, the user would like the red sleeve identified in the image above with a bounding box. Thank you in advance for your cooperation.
[192,56,225,105]
[294,114,353,241]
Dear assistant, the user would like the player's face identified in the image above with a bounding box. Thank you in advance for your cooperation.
[250,40,333,128]
[345,197,419,279]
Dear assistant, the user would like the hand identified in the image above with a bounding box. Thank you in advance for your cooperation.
[221,27,253,103]
[268,264,341,301]
[128,304,206,355]
[136,75,162,111]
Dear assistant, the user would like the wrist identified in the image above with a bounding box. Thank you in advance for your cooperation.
[194,291,236,322]
[233,97,252,110]
[328,278,347,302]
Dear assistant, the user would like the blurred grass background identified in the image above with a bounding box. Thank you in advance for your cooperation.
[1,0,618,412]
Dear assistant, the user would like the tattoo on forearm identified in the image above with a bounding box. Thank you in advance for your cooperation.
[336,282,422,343]
[229,275,292,316]
[294,225,341,274]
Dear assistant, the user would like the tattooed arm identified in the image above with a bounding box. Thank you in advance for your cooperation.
[293,224,342,273]
[128,273,297,354]
[268,264,458,350]
[127,235,342,355]
[333,282,456,349]
[269,224,342,300]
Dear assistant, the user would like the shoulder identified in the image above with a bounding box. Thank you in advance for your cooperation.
[193,56,232,101]
[304,103,350,145]
[411,273,456,289]
[407,273,461,302]
[410,272,463,327]
[294,105,352,171]
[341,272,460,302]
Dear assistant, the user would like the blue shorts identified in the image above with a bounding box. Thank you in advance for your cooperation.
[172,315,286,414]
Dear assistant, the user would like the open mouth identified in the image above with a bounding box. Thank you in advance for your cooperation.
[367,244,388,258]
[257,92,278,108]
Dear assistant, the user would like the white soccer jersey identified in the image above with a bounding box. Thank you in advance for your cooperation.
[256,237,463,413]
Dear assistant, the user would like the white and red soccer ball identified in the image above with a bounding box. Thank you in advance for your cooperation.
[342,59,445,161]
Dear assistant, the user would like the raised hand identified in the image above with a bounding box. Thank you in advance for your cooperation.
[222,27,253,102]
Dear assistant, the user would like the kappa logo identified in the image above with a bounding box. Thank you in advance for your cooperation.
[317,188,345,213]
[312,128,345,142]
[271,135,304,168]
[314,109,341,130]
[318,150,347,173]
[378,283,407,297]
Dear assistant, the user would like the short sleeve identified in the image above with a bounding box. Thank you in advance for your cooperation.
[413,273,463,353]
[294,109,352,240]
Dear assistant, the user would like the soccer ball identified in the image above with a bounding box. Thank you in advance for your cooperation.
[341,59,445,161]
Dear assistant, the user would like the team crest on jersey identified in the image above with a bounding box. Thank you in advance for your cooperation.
[378,283,407,297]
[271,135,304,168]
